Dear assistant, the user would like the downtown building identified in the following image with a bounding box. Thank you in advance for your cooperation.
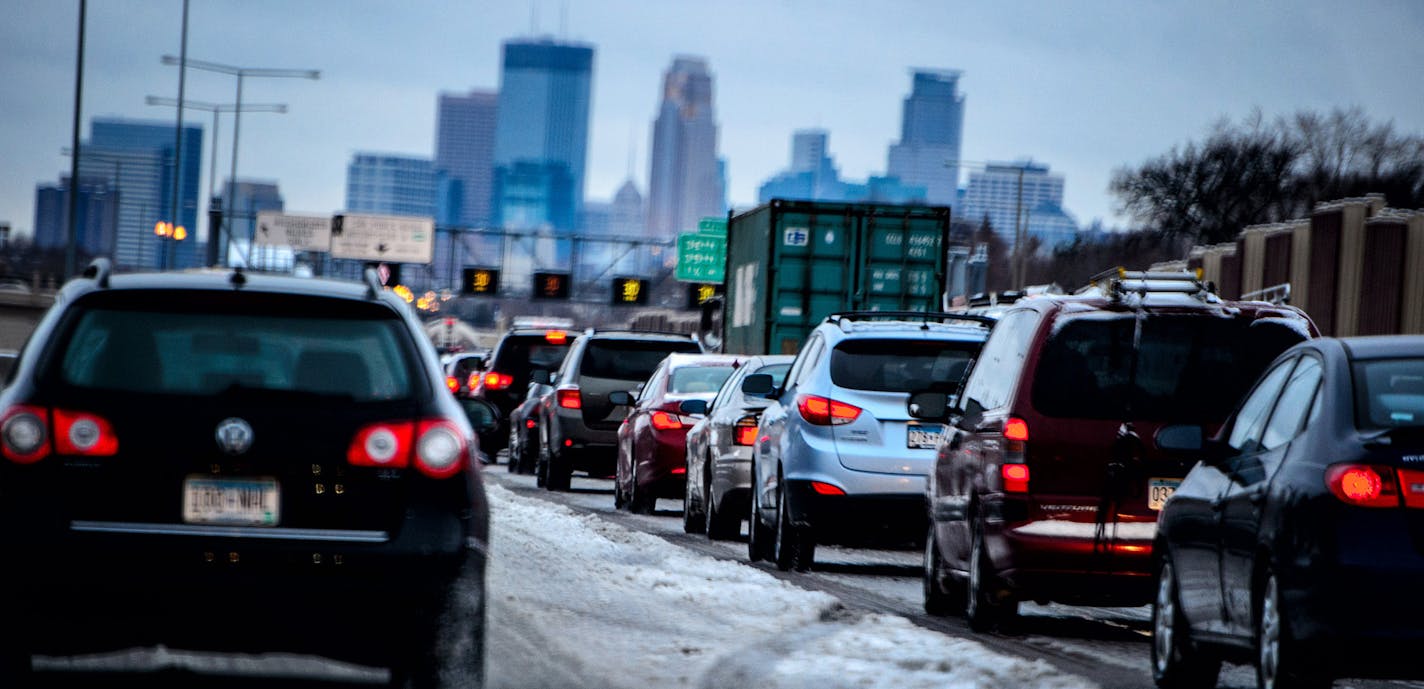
[33,176,119,257]
[957,160,1080,251]
[886,70,965,206]
[758,129,926,205]
[222,180,284,269]
[344,153,438,217]
[72,118,203,271]
[434,90,498,228]
[646,56,725,237]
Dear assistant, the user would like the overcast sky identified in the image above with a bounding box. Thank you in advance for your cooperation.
[4,0,1423,241]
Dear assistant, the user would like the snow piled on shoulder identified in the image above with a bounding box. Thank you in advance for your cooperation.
[486,484,1096,689]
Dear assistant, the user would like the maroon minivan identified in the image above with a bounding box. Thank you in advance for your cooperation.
[916,271,1317,631]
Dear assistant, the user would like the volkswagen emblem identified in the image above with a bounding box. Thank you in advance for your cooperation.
[215,418,254,456]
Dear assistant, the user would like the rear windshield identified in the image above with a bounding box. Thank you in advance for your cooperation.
[52,293,416,401]
[581,339,700,381]
[829,339,981,393]
[670,365,736,394]
[1032,315,1306,422]
[1354,358,1424,429]
[493,336,573,375]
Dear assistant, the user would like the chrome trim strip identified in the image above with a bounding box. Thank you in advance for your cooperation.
[69,521,389,543]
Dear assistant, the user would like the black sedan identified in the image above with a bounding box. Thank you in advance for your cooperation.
[1152,335,1424,689]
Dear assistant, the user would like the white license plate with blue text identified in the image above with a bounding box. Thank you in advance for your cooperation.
[183,476,280,526]
[906,423,943,450]
[1148,477,1181,511]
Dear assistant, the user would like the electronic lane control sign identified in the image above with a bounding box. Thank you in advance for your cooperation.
[686,283,722,310]
[612,277,649,305]
[462,268,500,296]
[532,272,571,300]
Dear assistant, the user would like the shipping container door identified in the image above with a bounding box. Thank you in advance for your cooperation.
[767,208,855,354]
[856,210,944,312]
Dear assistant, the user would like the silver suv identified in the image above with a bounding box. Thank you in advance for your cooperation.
[534,330,702,491]
[745,312,991,571]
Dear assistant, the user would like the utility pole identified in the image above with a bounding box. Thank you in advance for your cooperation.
[1013,164,1025,290]
[64,0,87,281]
[166,0,190,271]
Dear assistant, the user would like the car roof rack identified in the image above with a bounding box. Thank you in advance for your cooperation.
[82,257,111,288]
[826,311,995,329]
[581,327,696,338]
[1086,267,1216,302]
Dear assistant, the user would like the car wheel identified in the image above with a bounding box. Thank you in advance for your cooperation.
[682,464,706,534]
[1256,572,1327,689]
[966,521,1017,632]
[1152,556,1220,689]
[545,447,572,492]
[518,427,538,474]
[773,479,814,572]
[748,478,774,562]
[923,523,965,616]
[506,426,521,473]
[628,465,657,515]
[705,472,740,541]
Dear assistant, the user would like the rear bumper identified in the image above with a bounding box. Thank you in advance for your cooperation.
[784,479,925,547]
[636,432,690,498]
[986,518,1158,606]
[1282,560,1424,653]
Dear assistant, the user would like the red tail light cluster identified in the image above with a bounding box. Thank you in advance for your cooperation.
[347,419,469,479]
[796,394,862,426]
[733,415,759,446]
[1000,416,1029,493]
[2,404,119,463]
[1326,464,1401,507]
[1399,468,1424,509]
[483,372,514,391]
[556,387,582,410]
[467,373,480,393]
[650,411,683,431]
[446,376,460,393]
[810,480,845,496]
[1001,463,1031,493]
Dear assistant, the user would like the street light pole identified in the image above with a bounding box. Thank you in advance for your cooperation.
[64,0,87,281]
[166,0,190,271]
[161,56,319,267]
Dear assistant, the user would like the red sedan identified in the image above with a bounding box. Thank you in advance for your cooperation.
[613,354,745,514]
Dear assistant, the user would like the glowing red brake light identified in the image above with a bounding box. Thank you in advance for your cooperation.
[811,481,846,496]
[446,376,459,393]
[483,372,514,391]
[1325,464,1399,508]
[1,405,51,464]
[557,388,582,409]
[467,373,479,392]
[1398,468,1424,509]
[1001,463,1030,493]
[347,422,414,468]
[545,330,568,344]
[734,415,759,446]
[796,394,861,426]
[1004,417,1029,442]
[53,409,119,456]
[650,411,683,430]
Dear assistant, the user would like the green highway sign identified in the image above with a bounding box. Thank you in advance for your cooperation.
[676,231,726,284]
[697,217,726,234]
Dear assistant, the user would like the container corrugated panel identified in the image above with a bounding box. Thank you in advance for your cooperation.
[1357,218,1407,336]
[1262,232,1292,292]
[1403,214,1424,335]
[1333,201,1372,337]
[1289,222,1313,315]
[723,199,949,355]
[1308,209,1342,335]
[1219,247,1242,300]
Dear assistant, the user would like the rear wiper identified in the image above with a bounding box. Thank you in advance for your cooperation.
[1362,426,1424,449]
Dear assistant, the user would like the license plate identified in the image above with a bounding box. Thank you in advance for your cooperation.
[183,476,280,526]
[906,423,943,450]
[1148,477,1181,511]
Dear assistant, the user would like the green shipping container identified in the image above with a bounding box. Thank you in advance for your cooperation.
[722,199,950,355]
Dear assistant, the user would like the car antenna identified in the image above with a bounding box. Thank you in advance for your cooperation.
[230,265,246,288]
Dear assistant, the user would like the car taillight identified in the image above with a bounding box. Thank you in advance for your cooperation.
[53,409,119,456]
[1,405,50,464]
[1325,464,1400,508]
[525,418,537,429]
[446,376,460,393]
[414,419,467,479]
[734,415,759,446]
[671,466,687,475]
[811,480,845,496]
[483,372,514,391]
[1004,417,1029,442]
[796,394,861,426]
[1398,468,1424,509]
[650,411,683,430]
[557,387,582,409]
[467,373,480,392]
[1001,463,1030,493]
[545,330,568,344]
[347,422,415,468]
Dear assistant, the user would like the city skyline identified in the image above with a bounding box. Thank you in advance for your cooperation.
[3,1,1423,243]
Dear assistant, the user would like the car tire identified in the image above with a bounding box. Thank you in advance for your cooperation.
[748,478,774,562]
[924,523,966,616]
[534,424,549,488]
[773,479,815,572]
[517,427,538,474]
[628,465,657,515]
[1256,571,1328,689]
[705,477,740,541]
[682,465,706,534]
[506,426,521,473]
[1152,556,1220,689]
[545,449,572,492]
[966,521,1017,632]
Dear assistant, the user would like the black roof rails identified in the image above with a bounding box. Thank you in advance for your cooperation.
[82,257,111,288]
[826,311,995,327]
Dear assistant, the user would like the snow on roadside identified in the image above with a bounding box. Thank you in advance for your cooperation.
[486,484,1097,689]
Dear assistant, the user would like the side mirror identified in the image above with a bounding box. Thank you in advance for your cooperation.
[458,399,501,433]
[531,369,551,385]
[907,390,950,420]
[741,373,775,397]
[608,390,635,406]
[678,399,708,416]
[1156,424,1204,453]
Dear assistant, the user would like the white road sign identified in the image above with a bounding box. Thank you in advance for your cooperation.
[329,213,435,264]
[254,212,332,252]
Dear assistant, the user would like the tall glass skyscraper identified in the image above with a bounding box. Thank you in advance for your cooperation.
[344,153,438,218]
[646,56,724,237]
[491,38,594,232]
[33,176,118,256]
[78,118,203,270]
[887,70,965,206]
[435,90,498,227]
